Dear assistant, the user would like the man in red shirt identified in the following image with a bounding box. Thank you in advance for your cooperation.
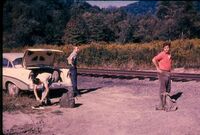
[152,42,172,111]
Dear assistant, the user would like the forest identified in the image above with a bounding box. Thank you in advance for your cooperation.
[3,0,200,48]
[3,0,200,69]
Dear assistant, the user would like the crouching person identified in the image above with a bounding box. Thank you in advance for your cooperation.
[33,73,52,106]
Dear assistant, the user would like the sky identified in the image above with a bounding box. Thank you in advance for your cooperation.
[86,1,137,8]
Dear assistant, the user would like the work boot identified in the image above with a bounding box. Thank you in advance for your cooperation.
[43,98,52,106]
[40,101,46,107]
[165,106,178,112]
[156,94,166,111]
[74,90,81,97]
[46,99,52,105]
[165,95,178,112]
[155,105,165,110]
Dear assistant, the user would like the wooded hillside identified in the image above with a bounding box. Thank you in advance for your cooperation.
[3,0,200,48]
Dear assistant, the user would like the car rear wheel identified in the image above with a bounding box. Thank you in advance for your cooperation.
[7,82,19,96]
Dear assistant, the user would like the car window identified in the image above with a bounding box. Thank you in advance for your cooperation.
[3,58,8,67]
[3,58,12,67]
[13,58,22,65]
[32,56,38,61]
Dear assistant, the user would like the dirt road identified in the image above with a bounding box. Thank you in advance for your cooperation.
[3,75,200,135]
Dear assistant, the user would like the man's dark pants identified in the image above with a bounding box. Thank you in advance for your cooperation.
[70,67,79,95]
[158,71,171,108]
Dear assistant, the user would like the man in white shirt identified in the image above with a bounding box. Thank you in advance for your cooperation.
[67,46,81,97]
[33,73,52,106]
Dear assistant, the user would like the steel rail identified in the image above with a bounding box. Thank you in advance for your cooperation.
[77,68,200,81]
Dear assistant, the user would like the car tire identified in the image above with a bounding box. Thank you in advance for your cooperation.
[7,82,19,96]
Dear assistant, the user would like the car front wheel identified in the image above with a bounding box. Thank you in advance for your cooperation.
[7,82,19,96]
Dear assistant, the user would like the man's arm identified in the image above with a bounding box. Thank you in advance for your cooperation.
[170,59,174,72]
[40,82,49,102]
[152,58,162,73]
[33,85,40,101]
[68,52,77,66]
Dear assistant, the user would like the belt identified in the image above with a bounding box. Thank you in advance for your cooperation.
[160,69,170,72]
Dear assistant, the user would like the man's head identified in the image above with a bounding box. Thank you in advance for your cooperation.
[33,78,41,85]
[163,42,171,53]
[74,46,79,53]
[53,62,59,68]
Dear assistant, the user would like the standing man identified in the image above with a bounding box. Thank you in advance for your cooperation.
[152,42,172,111]
[67,46,81,97]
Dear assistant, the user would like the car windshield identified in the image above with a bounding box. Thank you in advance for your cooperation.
[13,58,22,68]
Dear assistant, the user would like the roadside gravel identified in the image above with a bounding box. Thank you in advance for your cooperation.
[3,75,200,135]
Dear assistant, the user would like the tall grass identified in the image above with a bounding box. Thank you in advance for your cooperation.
[3,39,200,70]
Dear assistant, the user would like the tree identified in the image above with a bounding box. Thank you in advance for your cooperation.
[62,15,89,44]
[83,12,115,43]
[3,0,72,48]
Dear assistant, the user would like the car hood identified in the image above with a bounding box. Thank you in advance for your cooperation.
[22,49,63,69]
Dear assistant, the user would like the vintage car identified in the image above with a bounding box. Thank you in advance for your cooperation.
[3,49,72,96]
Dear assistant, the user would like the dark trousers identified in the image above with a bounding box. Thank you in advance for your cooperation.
[38,86,51,103]
[158,71,171,108]
[70,67,78,94]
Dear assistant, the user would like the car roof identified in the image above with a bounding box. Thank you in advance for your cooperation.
[26,49,63,53]
[3,53,24,61]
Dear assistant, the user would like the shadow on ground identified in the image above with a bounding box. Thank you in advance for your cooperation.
[79,87,102,95]
[170,91,183,101]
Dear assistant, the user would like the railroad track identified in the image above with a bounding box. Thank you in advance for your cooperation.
[77,68,200,82]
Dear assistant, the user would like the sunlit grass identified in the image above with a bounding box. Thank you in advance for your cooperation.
[3,39,200,70]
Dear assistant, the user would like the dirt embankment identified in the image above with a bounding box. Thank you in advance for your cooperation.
[3,75,200,135]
